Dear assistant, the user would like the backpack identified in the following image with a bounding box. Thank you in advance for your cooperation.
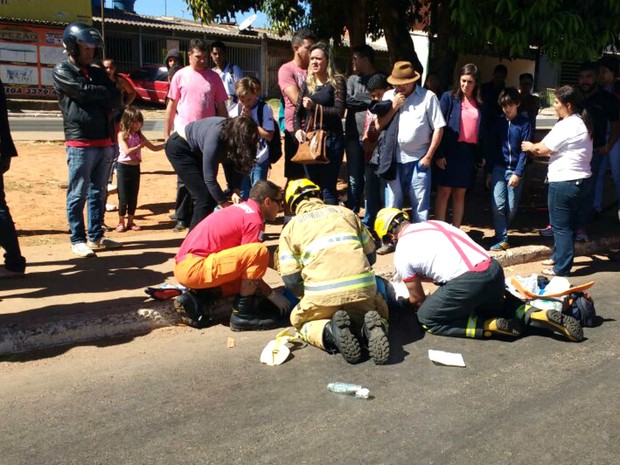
[257,100,283,165]
[562,292,597,327]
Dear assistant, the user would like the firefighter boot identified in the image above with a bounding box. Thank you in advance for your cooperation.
[174,290,211,328]
[483,317,523,338]
[229,294,280,332]
[526,308,584,342]
[322,310,362,364]
[362,310,390,365]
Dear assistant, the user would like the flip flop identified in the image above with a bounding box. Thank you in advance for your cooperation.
[116,224,126,232]
[128,224,141,231]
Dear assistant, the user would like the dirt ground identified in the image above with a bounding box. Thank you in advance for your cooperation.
[6,141,289,247]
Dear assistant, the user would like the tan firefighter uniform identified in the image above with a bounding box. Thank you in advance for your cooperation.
[278,198,389,348]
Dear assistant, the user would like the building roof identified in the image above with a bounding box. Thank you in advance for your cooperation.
[92,7,289,43]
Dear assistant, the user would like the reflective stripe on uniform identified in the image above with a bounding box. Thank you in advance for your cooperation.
[299,233,364,266]
[304,272,376,295]
[279,250,301,268]
[465,314,478,338]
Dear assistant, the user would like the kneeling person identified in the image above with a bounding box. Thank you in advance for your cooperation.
[174,180,290,330]
[375,208,583,342]
[278,179,390,364]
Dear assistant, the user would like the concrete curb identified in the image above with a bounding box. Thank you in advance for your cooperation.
[1,236,618,356]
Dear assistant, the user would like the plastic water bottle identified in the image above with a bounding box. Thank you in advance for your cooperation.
[327,382,370,399]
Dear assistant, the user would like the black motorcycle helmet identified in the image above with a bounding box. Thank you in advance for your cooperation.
[62,22,103,60]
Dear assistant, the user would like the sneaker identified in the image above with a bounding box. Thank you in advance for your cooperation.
[528,309,584,342]
[575,229,589,242]
[71,242,96,258]
[107,183,117,194]
[539,225,553,237]
[376,243,395,255]
[87,236,122,250]
[363,310,390,365]
[322,310,362,364]
[0,267,25,279]
[105,203,117,212]
[617,208,620,223]
[483,317,523,338]
[489,241,510,252]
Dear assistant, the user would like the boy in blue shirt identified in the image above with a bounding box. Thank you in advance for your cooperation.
[485,87,532,251]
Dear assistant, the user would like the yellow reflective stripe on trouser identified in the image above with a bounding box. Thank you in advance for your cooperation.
[300,234,362,265]
[514,303,530,320]
[465,314,478,338]
[299,320,328,349]
[304,272,376,295]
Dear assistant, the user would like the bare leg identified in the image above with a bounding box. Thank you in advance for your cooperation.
[451,187,467,228]
[434,186,452,222]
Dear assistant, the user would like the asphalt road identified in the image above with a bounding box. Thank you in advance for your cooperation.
[1,263,617,465]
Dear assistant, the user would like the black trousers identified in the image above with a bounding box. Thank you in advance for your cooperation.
[117,163,140,216]
[165,133,217,229]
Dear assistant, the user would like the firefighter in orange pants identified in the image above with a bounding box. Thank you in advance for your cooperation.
[174,180,291,330]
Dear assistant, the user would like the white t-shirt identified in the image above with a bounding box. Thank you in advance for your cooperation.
[213,63,244,113]
[394,221,490,284]
[383,86,446,163]
[542,114,592,182]
[229,101,275,165]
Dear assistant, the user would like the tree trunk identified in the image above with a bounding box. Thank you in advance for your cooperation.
[377,0,423,72]
[345,0,368,48]
[428,1,458,91]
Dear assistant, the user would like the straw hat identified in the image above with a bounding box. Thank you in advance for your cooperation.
[387,61,421,86]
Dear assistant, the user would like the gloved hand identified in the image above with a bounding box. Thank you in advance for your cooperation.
[267,290,291,316]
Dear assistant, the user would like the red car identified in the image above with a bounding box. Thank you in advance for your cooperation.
[121,64,169,105]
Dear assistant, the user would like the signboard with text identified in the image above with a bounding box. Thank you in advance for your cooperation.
[0,0,91,24]
[0,23,65,98]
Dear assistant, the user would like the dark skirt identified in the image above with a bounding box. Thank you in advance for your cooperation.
[435,141,477,188]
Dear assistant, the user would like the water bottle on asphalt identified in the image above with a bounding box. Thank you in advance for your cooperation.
[327,382,370,399]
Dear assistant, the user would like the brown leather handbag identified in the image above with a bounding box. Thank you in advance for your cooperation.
[291,104,329,164]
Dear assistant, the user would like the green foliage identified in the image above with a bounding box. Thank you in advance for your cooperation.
[448,0,620,61]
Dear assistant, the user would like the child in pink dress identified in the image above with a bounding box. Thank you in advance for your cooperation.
[116,107,164,232]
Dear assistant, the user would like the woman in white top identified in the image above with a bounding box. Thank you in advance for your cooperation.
[522,85,593,276]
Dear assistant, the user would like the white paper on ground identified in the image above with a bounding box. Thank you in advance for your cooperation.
[428,349,466,367]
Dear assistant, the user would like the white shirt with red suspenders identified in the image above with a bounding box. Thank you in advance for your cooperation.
[394,221,491,285]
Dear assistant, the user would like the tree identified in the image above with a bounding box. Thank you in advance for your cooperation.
[185,0,620,85]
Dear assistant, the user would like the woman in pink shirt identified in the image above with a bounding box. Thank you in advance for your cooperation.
[435,63,483,228]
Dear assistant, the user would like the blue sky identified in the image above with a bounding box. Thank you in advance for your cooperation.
[125,0,268,28]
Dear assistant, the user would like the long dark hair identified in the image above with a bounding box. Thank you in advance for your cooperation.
[220,116,259,174]
[554,85,593,138]
[453,63,481,104]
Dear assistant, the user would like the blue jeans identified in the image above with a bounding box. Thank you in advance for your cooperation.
[491,166,524,242]
[345,137,365,213]
[240,158,270,200]
[385,160,430,222]
[304,133,345,205]
[362,164,385,231]
[548,178,589,276]
[66,145,112,244]
[0,171,26,272]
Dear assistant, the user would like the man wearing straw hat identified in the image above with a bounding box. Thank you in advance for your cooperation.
[376,62,445,239]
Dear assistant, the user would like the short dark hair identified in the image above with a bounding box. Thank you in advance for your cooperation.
[494,64,508,76]
[249,180,282,204]
[188,38,208,53]
[351,44,375,65]
[292,29,316,48]
[210,41,226,52]
[579,61,598,74]
[519,72,534,82]
[367,73,389,92]
[598,56,619,75]
[498,87,521,107]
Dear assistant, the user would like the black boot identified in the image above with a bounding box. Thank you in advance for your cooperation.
[229,295,281,332]
[362,310,390,365]
[174,290,211,328]
[322,310,362,364]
